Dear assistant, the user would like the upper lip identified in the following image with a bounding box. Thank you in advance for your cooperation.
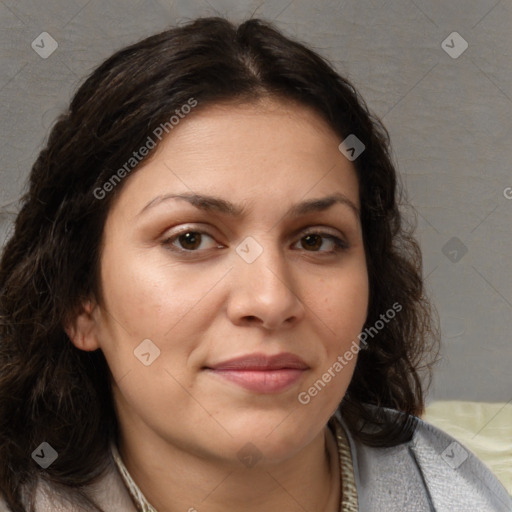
[205,352,309,371]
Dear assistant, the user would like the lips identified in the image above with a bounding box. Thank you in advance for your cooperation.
[204,353,309,393]
[206,352,309,371]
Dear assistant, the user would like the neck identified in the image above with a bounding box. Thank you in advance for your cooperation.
[116,420,340,512]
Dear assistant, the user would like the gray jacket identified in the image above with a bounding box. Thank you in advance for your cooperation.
[342,410,512,511]
[1,411,511,511]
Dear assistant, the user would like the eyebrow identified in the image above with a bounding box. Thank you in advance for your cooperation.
[137,192,360,220]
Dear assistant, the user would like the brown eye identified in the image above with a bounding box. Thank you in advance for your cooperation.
[301,234,323,251]
[162,230,219,253]
[177,232,202,251]
[297,232,348,253]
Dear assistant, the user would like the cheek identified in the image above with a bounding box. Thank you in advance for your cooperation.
[301,270,368,410]
[100,246,206,338]
[320,261,369,339]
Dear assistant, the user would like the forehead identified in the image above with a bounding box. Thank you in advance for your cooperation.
[108,97,360,221]
[162,97,342,158]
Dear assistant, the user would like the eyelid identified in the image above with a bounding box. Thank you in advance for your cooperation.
[293,225,345,240]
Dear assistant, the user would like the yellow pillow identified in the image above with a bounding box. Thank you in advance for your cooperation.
[422,400,512,495]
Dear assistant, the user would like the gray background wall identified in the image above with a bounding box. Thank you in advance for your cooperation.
[0,0,511,404]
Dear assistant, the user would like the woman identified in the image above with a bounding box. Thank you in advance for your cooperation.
[0,16,509,512]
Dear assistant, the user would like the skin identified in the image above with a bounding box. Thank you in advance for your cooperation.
[67,97,369,512]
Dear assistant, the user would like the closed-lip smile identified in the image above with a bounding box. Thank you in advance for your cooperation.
[204,352,309,393]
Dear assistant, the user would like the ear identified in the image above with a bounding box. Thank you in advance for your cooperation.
[64,299,101,352]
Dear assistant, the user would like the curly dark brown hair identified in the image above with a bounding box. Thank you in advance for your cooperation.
[0,16,439,511]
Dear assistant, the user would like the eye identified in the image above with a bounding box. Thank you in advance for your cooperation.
[162,230,220,252]
[161,228,349,255]
[295,231,349,254]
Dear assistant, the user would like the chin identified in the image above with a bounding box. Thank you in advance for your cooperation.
[223,418,319,460]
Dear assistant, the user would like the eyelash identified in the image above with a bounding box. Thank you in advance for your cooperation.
[161,228,349,256]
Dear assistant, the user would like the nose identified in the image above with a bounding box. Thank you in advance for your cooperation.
[226,237,305,330]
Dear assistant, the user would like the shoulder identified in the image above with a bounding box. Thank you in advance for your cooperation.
[337,406,512,511]
[0,454,137,512]
[410,415,511,510]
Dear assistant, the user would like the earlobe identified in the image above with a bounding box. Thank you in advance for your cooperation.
[64,300,101,352]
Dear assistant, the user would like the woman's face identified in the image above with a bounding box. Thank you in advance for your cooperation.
[81,98,369,465]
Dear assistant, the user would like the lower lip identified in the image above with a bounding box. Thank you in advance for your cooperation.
[205,368,306,393]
